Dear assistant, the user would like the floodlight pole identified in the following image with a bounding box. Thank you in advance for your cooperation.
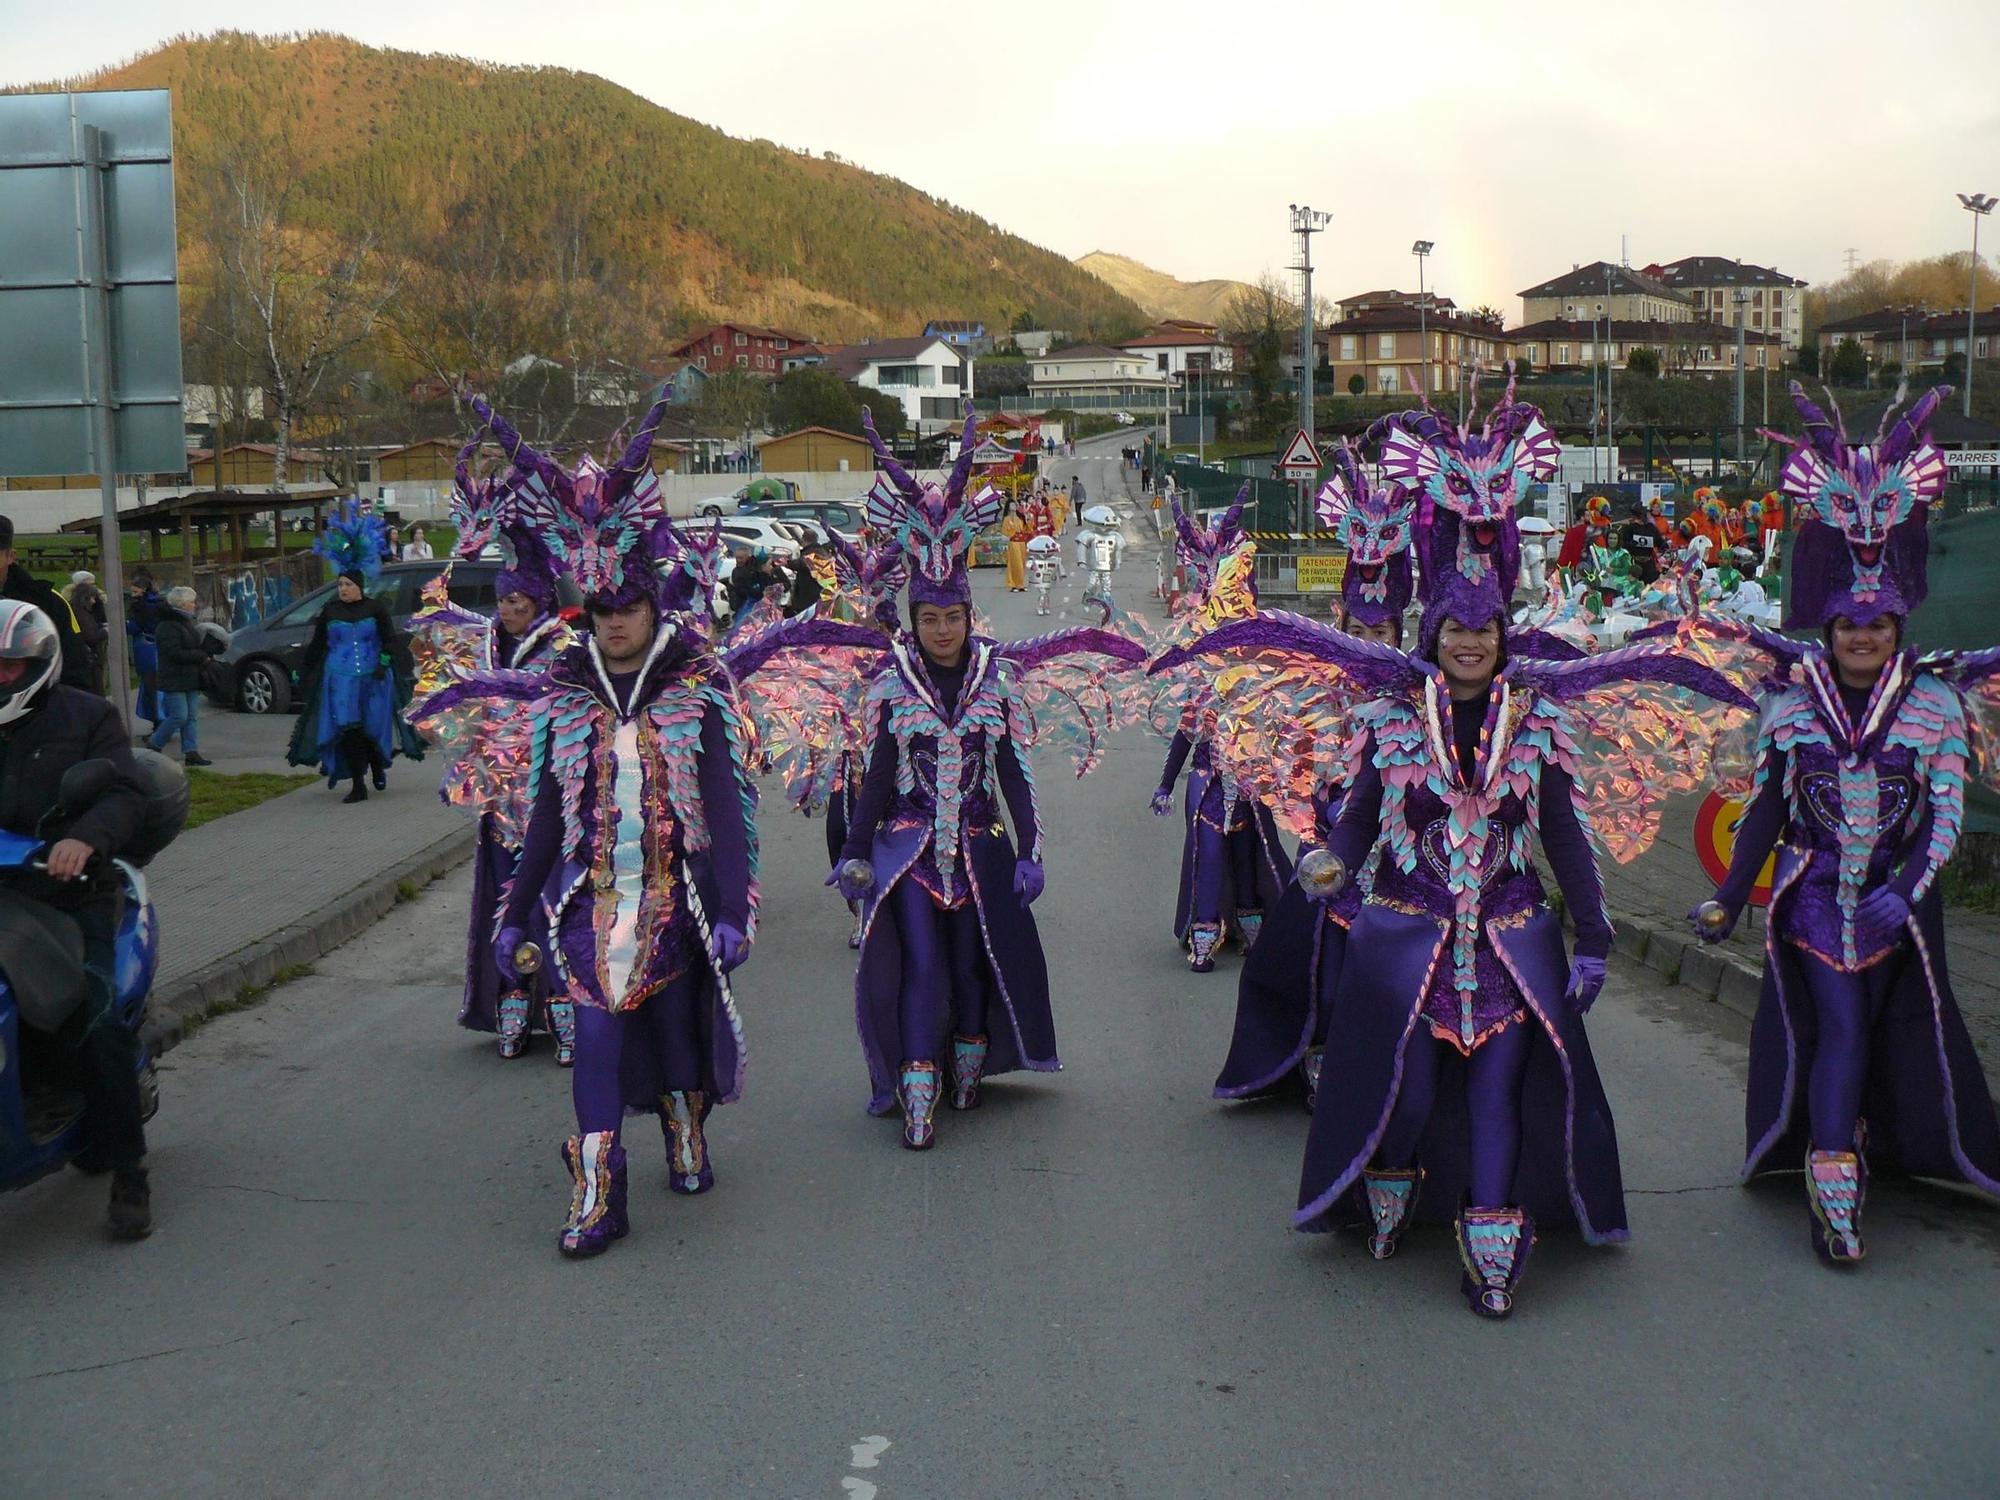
[1961,192,1995,419]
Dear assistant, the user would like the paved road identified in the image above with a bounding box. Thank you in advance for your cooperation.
[6,511,1999,1498]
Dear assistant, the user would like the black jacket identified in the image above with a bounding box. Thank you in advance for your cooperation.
[153,609,222,693]
[0,685,147,866]
[3,563,95,691]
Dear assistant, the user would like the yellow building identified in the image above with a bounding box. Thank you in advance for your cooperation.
[756,426,873,474]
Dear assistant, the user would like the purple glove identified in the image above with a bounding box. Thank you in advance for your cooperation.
[495,924,526,987]
[1564,956,1608,1013]
[1149,788,1174,816]
[708,920,750,974]
[827,859,875,903]
[1687,901,1738,945]
[1013,858,1045,907]
[1856,887,1911,941]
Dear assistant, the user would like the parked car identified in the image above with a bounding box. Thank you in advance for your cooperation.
[735,498,866,539]
[209,559,581,714]
[714,517,806,557]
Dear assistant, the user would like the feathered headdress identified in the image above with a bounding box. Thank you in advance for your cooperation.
[829,532,910,630]
[862,406,1001,610]
[1763,382,1947,628]
[1169,484,1251,596]
[653,514,729,619]
[1371,366,1561,648]
[1315,440,1414,632]
[448,432,509,560]
[315,499,389,583]
[473,393,672,609]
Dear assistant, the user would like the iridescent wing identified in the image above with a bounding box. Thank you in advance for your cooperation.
[993,626,1150,779]
[408,671,549,848]
[1919,647,2000,795]
[723,615,895,804]
[406,566,494,702]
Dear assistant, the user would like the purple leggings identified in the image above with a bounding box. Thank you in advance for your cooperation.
[890,875,990,1062]
[1191,820,1262,927]
[571,976,704,1135]
[1375,1019,1533,1209]
[1797,946,1902,1153]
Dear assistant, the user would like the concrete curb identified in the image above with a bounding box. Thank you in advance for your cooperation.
[1606,907,1765,1022]
[141,824,477,1057]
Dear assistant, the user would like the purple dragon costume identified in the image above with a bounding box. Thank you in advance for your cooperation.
[415,394,886,1257]
[836,407,1144,1149]
[1700,383,2000,1266]
[1214,444,1415,1108]
[410,428,578,1062]
[1158,383,1755,1318]
[1151,488,1293,972]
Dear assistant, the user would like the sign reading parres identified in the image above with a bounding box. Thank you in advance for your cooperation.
[1942,450,2000,468]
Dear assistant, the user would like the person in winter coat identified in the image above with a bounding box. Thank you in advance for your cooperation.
[0,514,96,691]
[65,571,109,692]
[146,586,221,766]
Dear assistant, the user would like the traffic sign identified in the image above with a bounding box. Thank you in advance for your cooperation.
[1277,428,1322,478]
[1693,791,1773,907]
[1944,450,2000,467]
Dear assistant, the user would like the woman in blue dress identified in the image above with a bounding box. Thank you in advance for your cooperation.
[287,502,421,803]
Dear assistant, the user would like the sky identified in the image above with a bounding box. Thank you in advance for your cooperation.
[5,0,2000,316]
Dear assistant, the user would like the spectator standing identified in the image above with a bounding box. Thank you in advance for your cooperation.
[0,513,95,691]
[125,566,163,721]
[146,585,221,766]
[401,526,435,562]
[65,570,110,692]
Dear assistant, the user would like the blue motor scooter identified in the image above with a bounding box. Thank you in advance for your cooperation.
[0,752,187,1191]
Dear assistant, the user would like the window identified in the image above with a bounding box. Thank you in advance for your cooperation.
[695,356,707,371]
[734,331,748,346]
[943,363,962,387]
[920,396,959,419]
[774,338,788,351]
[1557,344,1571,363]
[1377,368,1397,392]
[1377,333,1396,359]
[712,344,723,356]
[1980,338,1991,358]
[1752,312,1763,327]
[1157,354,1170,372]
[1699,346,1715,363]
[1433,333,1443,358]
[737,355,749,368]
[1340,335,1358,360]
[876,364,934,387]
[1581,343,1594,362]
[447,573,496,611]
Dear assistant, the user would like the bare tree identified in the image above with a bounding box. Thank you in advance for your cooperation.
[201,142,400,489]
[381,196,535,423]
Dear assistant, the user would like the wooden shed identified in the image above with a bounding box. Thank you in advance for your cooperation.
[755,426,873,474]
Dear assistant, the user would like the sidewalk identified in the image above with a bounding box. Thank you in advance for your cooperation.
[141,767,475,1052]
[1598,789,2000,1090]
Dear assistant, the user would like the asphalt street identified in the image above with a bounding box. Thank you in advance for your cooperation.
[5,431,1998,1498]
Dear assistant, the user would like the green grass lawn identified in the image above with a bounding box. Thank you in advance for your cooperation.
[184,768,316,831]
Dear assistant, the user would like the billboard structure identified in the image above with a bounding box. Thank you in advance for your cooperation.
[0,89,184,722]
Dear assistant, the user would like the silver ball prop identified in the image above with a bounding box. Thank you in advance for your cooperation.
[513,942,545,976]
[839,858,876,894]
[1296,849,1348,899]
[1693,901,1731,939]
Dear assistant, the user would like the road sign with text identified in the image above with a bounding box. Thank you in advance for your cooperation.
[1277,428,1322,478]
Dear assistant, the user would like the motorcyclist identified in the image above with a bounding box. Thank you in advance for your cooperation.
[0,600,151,1237]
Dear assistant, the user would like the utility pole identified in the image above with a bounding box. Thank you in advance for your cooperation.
[1412,239,1435,404]
[1734,288,1750,467]
[1958,193,1995,419]
[1290,204,1331,528]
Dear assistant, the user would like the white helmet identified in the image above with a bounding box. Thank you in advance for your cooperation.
[0,600,61,727]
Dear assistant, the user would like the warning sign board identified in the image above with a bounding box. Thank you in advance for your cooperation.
[1277,428,1323,478]
[1295,554,1347,592]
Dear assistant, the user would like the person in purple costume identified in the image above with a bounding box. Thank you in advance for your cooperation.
[833,409,1145,1150]
[1151,489,1292,972]
[1693,383,2000,1265]
[412,432,580,1062]
[1157,380,1754,1318]
[1214,442,1414,1110]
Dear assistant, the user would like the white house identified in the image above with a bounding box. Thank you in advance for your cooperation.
[1116,326,1235,378]
[1027,345,1174,411]
[828,336,973,433]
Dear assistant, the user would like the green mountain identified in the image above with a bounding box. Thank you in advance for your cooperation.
[25,31,1144,347]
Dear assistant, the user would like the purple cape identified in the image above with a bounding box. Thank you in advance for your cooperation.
[1171,762,1295,940]
[852,817,1057,1115]
[459,813,560,1037]
[1743,852,2000,1194]
[1294,901,1629,1244]
[1213,877,1348,1097]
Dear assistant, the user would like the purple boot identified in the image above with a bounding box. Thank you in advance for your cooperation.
[950,1034,989,1112]
[1359,1166,1423,1260]
[1187,921,1224,973]
[1805,1149,1866,1265]
[496,990,530,1059]
[899,1061,940,1150]
[662,1090,715,1195]
[1456,1205,1534,1319]
[558,1132,629,1258]
[547,996,577,1068]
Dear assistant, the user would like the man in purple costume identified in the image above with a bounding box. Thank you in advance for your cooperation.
[833,410,1143,1150]
[1151,490,1293,972]
[1158,379,1752,1318]
[1214,443,1414,1110]
[1695,383,2000,1265]
[418,434,581,1062]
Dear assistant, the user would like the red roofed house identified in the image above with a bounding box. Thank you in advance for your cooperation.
[669,323,816,378]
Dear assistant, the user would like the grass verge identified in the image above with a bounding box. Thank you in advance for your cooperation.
[185,768,316,831]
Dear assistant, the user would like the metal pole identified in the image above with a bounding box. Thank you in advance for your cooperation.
[77,122,133,728]
[1967,209,1983,420]
[1196,370,1205,468]
[1603,268,1615,484]
[1417,254,1429,403]
[1734,290,1749,466]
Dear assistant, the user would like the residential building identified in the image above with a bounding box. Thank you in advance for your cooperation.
[668,323,814,378]
[1507,318,1784,376]
[1323,296,1511,396]
[1812,308,1912,369]
[181,383,265,427]
[1116,323,1236,377]
[1518,262,1692,327]
[923,319,993,357]
[757,425,875,473]
[827,336,974,432]
[777,343,837,373]
[1815,305,2000,375]
[643,358,710,405]
[1012,330,1068,358]
[1646,257,1810,352]
[1026,344,1173,411]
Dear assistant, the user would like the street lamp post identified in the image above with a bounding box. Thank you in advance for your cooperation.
[1412,240,1434,402]
[1603,266,1616,484]
[1957,193,1995,419]
[1733,288,1751,466]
